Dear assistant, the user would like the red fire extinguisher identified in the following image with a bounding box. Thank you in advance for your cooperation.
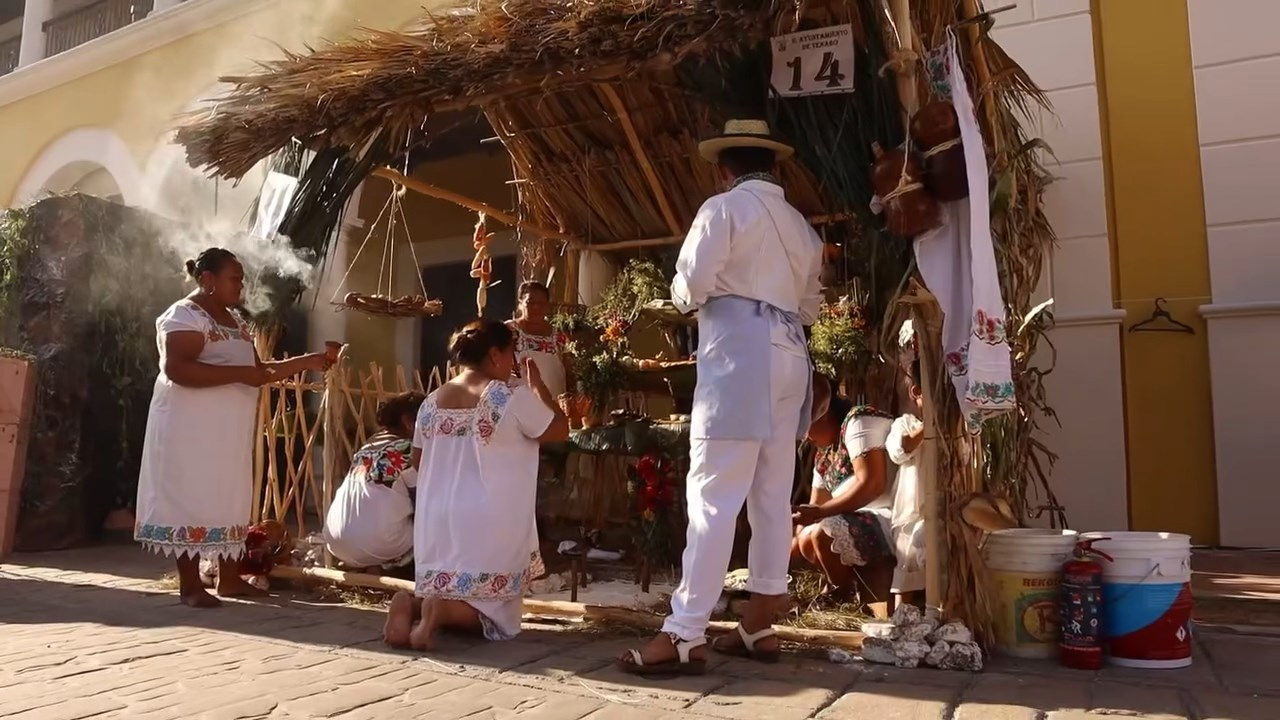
[1059,538,1113,670]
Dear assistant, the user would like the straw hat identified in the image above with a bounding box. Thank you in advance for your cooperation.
[697,119,795,163]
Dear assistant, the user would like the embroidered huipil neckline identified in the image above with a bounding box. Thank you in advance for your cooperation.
[729,172,781,190]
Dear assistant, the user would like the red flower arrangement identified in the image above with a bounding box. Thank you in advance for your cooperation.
[628,450,679,564]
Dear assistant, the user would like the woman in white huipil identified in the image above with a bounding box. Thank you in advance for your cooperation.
[134,248,330,608]
[507,281,569,398]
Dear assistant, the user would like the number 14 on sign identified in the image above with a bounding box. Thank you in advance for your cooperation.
[770,25,856,98]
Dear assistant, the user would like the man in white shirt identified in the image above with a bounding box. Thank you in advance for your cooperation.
[619,119,823,675]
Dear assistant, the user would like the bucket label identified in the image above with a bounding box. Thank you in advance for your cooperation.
[992,570,1060,649]
[1103,581,1193,662]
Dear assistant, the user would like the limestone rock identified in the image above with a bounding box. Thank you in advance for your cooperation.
[891,603,922,626]
[861,636,898,665]
[892,639,931,668]
[899,622,933,643]
[924,640,950,668]
[931,620,973,644]
[861,621,898,640]
[938,641,984,672]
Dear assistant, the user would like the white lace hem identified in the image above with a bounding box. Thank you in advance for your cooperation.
[817,515,867,568]
[139,540,245,562]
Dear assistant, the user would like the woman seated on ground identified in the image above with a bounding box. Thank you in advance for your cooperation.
[322,391,426,573]
[383,319,569,650]
[791,376,898,607]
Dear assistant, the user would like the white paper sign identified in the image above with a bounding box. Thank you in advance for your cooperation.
[770,24,856,97]
[250,171,299,239]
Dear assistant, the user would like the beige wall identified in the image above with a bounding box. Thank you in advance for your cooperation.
[993,1,1129,532]
[0,0,429,204]
[1188,0,1280,547]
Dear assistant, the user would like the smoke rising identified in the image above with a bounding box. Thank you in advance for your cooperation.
[128,0,403,314]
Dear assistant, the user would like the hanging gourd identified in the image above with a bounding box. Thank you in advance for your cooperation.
[470,212,494,317]
[911,100,969,201]
[870,142,941,238]
[333,182,443,318]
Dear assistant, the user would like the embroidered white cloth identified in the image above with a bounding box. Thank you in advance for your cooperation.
[134,300,257,560]
[322,435,416,568]
[915,34,1016,432]
[887,413,925,593]
[412,381,552,640]
[511,326,567,398]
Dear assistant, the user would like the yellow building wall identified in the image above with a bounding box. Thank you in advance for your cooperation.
[1093,0,1218,542]
[0,0,429,202]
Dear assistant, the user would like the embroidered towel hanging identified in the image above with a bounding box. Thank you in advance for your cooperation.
[913,33,1016,433]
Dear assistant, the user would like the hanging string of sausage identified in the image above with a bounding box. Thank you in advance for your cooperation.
[470,212,494,316]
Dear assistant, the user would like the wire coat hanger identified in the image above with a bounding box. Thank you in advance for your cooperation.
[1129,297,1195,334]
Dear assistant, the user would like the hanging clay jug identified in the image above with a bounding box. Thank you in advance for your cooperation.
[870,143,941,238]
[910,100,969,201]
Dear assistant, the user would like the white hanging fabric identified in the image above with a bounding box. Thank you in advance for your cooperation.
[913,32,1016,433]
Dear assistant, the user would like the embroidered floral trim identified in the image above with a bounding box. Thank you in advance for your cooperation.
[135,523,249,560]
[416,382,512,445]
[971,309,1008,345]
[353,438,413,489]
[814,408,892,493]
[945,343,970,377]
[183,301,251,343]
[965,381,1016,408]
[516,330,561,356]
[926,44,954,101]
[415,552,543,602]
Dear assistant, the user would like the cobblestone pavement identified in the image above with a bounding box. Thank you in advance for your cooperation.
[2,547,1279,720]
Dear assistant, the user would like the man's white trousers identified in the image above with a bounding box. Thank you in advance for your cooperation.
[662,346,808,641]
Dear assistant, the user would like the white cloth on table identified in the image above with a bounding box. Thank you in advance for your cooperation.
[916,34,1016,433]
[887,414,925,593]
[663,344,810,641]
[322,435,417,568]
[661,176,823,641]
[812,413,897,567]
[512,326,567,398]
[134,300,257,561]
[412,381,552,640]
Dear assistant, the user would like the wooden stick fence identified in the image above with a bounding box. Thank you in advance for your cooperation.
[251,353,454,540]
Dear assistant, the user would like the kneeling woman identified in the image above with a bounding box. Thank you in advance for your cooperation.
[384,319,569,649]
[792,378,898,604]
[322,391,426,572]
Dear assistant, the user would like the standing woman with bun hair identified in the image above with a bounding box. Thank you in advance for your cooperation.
[134,247,331,608]
[507,281,568,398]
[382,318,569,650]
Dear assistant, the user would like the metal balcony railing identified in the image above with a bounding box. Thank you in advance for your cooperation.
[44,0,155,58]
[0,36,19,77]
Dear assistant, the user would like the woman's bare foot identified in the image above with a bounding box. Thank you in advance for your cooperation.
[409,598,442,651]
[216,575,268,598]
[179,587,222,608]
[383,592,415,648]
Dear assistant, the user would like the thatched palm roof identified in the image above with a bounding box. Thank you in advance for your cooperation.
[176,0,820,246]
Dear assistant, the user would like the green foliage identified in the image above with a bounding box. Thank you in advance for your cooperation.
[808,296,870,379]
[0,207,31,338]
[586,259,669,327]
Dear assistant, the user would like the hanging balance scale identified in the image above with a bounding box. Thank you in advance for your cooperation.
[332,181,443,318]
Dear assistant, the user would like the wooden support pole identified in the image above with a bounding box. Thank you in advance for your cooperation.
[371,167,577,244]
[599,83,683,236]
[584,213,853,252]
[890,0,921,119]
[914,292,946,619]
[269,565,865,649]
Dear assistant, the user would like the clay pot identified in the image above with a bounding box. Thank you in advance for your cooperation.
[910,100,969,201]
[870,143,941,237]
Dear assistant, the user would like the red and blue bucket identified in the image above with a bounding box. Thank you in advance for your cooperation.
[1081,532,1194,668]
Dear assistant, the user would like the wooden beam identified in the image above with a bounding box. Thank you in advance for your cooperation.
[599,83,682,236]
[585,213,853,252]
[270,565,864,649]
[371,167,577,245]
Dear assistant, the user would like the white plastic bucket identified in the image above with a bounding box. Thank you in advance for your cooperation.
[1079,532,1194,669]
[984,529,1079,659]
